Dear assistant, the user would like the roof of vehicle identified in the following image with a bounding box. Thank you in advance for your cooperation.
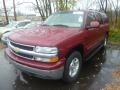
[54,9,106,14]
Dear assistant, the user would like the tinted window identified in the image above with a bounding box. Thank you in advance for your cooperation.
[86,12,96,26]
[95,13,103,24]
[101,13,109,24]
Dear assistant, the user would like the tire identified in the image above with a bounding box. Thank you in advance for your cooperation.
[63,51,82,83]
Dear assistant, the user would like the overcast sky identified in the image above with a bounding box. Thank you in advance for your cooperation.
[0,0,118,15]
[0,0,36,14]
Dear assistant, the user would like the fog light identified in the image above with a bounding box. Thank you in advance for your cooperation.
[35,57,59,63]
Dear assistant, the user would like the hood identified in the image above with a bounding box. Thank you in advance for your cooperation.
[2,29,23,39]
[9,26,81,47]
[2,31,14,37]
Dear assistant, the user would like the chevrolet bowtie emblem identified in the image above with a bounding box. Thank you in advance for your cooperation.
[13,47,20,53]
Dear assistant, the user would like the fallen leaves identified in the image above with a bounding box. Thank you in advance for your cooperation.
[104,82,120,90]
[112,70,120,78]
[0,42,5,49]
[104,69,120,90]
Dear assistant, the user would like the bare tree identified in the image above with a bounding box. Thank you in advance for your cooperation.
[108,0,119,25]
[3,0,9,24]
[34,0,76,20]
[13,0,17,21]
[56,0,75,11]
[35,0,47,20]
[35,0,55,20]
[98,0,108,13]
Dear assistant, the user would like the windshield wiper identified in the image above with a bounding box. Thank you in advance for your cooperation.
[52,24,69,27]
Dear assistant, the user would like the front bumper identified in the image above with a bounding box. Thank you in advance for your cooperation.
[5,49,65,80]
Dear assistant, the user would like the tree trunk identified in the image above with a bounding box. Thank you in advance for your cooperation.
[13,0,17,21]
[35,0,44,20]
[65,0,68,10]
[105,0,108,13]
[3,0,9,24]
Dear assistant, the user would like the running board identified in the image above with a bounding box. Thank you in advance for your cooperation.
[86,44,104,61]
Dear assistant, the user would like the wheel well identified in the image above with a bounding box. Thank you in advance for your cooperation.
[66,45,84,60]
[106,32,109,38]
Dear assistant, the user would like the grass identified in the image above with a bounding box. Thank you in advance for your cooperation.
[108,27,120,45]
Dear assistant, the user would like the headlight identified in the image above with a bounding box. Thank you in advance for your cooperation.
[34,46,59,63]
[34,46,58,54]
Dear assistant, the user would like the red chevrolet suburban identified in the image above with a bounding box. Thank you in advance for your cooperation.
[5,10,109,83]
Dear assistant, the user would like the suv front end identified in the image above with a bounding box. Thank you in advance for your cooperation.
[5,39,65,79]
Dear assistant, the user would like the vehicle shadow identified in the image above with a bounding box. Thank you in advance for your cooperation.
[13,48,107,90]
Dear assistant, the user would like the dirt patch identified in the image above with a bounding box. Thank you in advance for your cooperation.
[0,42,5,49]
[104,82,120,90]
[104,69,120,90]
[112,69,120,78]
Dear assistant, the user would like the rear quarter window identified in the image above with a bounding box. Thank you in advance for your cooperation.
[95,12,103,24]
[100,13,109,24]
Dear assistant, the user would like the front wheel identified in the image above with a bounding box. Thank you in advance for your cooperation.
[63,51,82,83]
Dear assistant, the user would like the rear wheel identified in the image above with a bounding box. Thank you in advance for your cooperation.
[63,51,82,83]
[104,36,108,47]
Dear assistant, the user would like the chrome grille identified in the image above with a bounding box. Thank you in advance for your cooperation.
[10,41,34,51]
[9,40,34,60]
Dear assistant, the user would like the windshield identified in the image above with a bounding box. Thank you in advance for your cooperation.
[44,11,84,28]
[6,22,17,28]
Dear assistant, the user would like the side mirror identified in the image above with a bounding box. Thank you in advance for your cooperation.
[90,21,100,28]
